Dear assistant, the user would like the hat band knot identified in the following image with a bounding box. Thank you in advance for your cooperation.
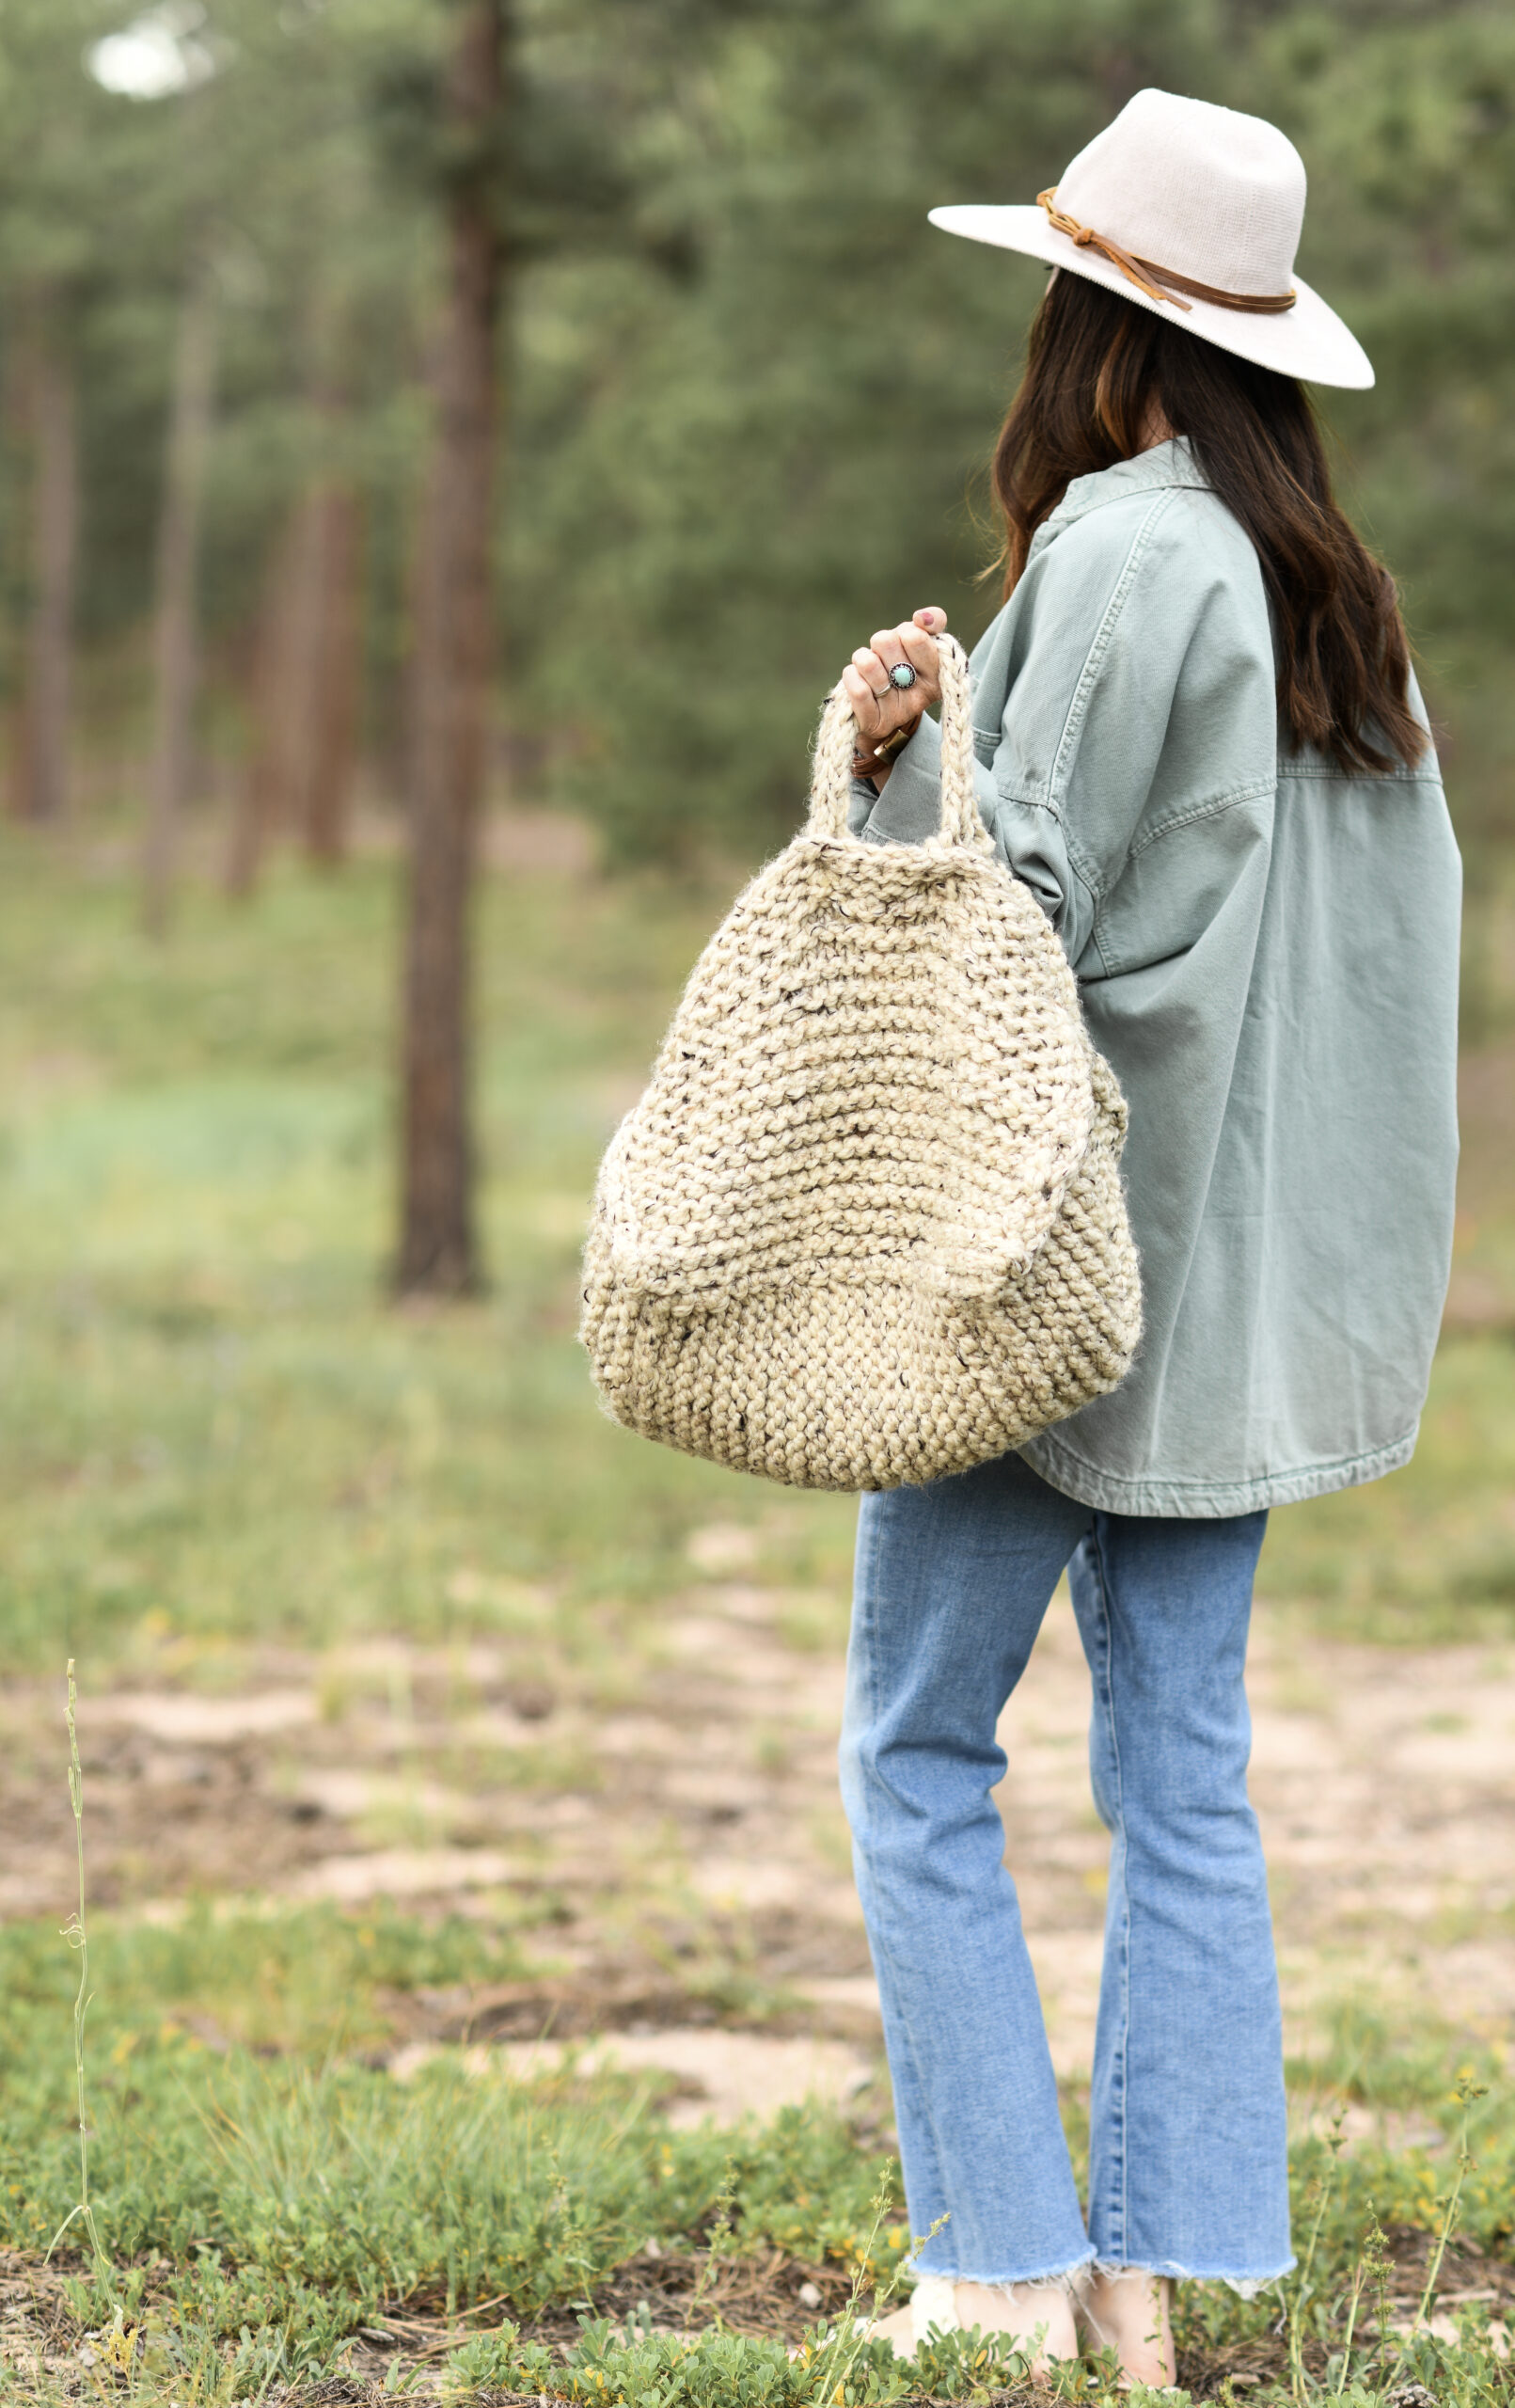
[1037,189,1297,315]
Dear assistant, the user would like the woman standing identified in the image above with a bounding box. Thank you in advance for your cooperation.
[837,89,1460,2382]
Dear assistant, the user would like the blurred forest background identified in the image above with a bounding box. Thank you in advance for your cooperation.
[3,0,1513,879]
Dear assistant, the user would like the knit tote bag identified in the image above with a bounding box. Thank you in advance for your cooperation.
[580,636,1142,1491]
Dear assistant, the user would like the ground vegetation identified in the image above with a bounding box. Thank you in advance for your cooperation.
[0,832,1508,2402]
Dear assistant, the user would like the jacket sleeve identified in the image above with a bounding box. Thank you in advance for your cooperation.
[848,488,1265,974]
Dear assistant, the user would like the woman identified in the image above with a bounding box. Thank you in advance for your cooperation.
[835,89,1460,2383]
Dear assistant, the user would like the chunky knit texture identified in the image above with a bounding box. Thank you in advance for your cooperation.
[581,637,1142,1491]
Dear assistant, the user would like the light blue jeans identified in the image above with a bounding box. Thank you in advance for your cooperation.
[840,1450,1293,2289]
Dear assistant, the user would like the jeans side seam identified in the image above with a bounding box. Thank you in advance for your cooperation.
[850,1502,953,2242]
[1088,1526,1130,2261]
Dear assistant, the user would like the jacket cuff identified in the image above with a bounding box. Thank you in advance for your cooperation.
[846,776,879,835]
[851,714,945,846]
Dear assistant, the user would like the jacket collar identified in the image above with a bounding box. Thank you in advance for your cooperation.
[1035,436,1209,546]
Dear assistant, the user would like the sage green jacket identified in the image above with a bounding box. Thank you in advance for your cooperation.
[849,438,1460,1517]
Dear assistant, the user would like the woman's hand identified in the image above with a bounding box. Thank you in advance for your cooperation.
[842,607,948,784]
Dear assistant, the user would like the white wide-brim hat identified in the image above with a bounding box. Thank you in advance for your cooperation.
[930,87,1372,390]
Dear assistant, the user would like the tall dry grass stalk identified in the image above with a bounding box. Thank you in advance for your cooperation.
[1380,2074,1488,2393]
[46,1658,105,2268]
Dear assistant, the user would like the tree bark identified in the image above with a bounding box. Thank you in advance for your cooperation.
[225,461,360,893]
[143,269,217,938]
[10,325,78,823]
[302,482,361,864]
[225,508,300,898]
[395,0,504,1296]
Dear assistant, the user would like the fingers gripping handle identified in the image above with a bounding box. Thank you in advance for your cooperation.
[805,635,986,850]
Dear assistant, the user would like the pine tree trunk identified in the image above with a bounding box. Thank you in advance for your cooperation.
[143,270,217,938]
[225,471,360,894]
[10,327,78,823]
[225,509,300,898]
[395,0,504,1296]
[303,483,361,865]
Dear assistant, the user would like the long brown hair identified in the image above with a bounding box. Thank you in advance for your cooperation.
[991,272,1424,774]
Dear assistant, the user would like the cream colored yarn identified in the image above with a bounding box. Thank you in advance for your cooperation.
[580,636,1142,1491]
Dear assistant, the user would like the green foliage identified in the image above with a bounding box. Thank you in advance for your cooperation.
[0,1896,536,2066]
[504,0,1515,869]
[0,2,1511,880]
[0,835,861,1673]
[3,1896,1511,2400]
[444,2311,1035,2405]
[0,1898,904,2363]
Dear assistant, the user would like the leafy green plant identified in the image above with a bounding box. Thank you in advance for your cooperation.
[441,2309,1044,2407]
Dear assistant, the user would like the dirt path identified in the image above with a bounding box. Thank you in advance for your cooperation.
[5,1554,1511,2118]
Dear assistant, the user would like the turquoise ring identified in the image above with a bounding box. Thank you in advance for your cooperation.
[888,661,918,689]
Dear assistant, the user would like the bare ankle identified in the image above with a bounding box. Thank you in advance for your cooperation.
[951,2279,1080,2375]
[1078,2269,1176,2388]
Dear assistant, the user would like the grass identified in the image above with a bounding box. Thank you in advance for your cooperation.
[0,1904,905,2391]
[1255,1340,1515,1640]
[0,1903,1512,2400]
[45,1661,106,2274]
[0,823,1512,2400]
[0,836,864,1677]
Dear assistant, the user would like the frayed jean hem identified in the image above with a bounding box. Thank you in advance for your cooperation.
[907,2251,1096,2292]
[1091,2257,1297,2300]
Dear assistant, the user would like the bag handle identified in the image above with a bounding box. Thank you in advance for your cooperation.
[806,631,986,850]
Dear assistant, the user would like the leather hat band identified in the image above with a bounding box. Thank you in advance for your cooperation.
[1037,189,1298,314]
